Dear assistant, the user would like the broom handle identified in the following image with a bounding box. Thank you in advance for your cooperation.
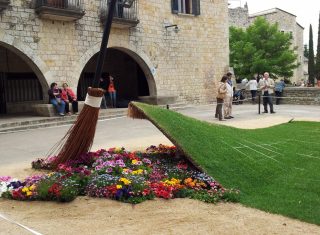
[92,0,117,88]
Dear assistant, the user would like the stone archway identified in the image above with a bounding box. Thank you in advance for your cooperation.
[0,38,50,114]
[0,35,53,100]
[75,43,157,97]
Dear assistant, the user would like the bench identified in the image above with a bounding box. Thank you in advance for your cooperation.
[32,101,85,117]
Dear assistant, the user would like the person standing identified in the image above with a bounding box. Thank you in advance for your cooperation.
[259,72,275,114]
[215,75,228,121]
[224,72,234,119]
[48,82,65,116]
[246,75,258,103]
[108,74,117,108]
[99,76,108,109]
[274,79,285,105]
[61,83,78,114]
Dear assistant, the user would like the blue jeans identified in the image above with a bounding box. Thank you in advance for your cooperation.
[109,91,116,108]
[50,99,65,114]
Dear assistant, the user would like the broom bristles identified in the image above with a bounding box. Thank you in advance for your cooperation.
[48,87,104,168]
[127,102,146,120]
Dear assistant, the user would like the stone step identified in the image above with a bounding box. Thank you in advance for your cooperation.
[0,109,127,133]
[0,104,189,133]
[0,113,126,134]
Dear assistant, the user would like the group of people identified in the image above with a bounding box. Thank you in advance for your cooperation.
[48,83,78,116]
[48,73,117,116]
[99,73,117,109]
[215,72,234,121]
[215,72,285,120]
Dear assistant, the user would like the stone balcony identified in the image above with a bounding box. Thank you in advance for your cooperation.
[100,0,139,28]
[35,0,85,21]
[0,0,10,11]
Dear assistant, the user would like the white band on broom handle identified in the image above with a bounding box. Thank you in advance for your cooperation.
[85,94,103,108]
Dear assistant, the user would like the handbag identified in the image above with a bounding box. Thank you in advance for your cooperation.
[216,84,226,99]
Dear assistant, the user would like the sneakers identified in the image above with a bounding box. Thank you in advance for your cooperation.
[59,113,65,116]
[224,116,232,119]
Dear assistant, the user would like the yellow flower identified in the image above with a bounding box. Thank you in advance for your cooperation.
[164,178,181,186]
[120,178,131,185]
[26,191,33,196]
[21,187,29,193]
[116,185,122,189]
[132,169,144,175]
[132,159,138,165]
[29,185,36,191]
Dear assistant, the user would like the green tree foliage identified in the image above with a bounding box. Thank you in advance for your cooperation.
[308,24,315,84]
[230,17,299,79]
[315,13,320,80]
[304,44,309,58]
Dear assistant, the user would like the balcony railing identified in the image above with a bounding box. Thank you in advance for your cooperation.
[35,0,85,21]
[0,0,10,11]
[100,0,139,28]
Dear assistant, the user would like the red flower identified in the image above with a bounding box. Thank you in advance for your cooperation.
[105,185,118,198]
[48,183,62,197]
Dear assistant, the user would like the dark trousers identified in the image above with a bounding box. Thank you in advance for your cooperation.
[215,98,224,120]
[65,100,78,113]
[250,90,257,102]
[263,91,274,113]
[275,91,282,105]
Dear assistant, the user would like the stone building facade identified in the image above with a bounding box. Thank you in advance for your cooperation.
[229,5,304,83]
[0,0,230,114]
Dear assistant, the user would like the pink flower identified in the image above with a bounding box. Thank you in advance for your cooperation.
[0,176,12,182]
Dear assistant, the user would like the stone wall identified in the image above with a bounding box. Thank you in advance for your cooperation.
[228,6,249,28]
[244,87,320,105]
[0,0,230,105]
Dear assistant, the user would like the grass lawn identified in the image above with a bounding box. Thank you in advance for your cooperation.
[130,102,320,225]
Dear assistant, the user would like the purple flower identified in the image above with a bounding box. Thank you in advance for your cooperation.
[142,158,152,165]
[106,161,116,167]
[106,168,113,173]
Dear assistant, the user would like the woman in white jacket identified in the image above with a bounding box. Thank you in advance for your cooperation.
[246,76,258,103]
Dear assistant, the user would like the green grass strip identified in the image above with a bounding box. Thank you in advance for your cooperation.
[132,102,320,225]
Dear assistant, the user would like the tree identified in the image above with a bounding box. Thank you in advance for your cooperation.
[315,13,320,81]
[229,17,299,79]
[304,44,309,58]
[308,24,315,85]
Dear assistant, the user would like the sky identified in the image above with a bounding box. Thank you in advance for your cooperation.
[228,0,320,50]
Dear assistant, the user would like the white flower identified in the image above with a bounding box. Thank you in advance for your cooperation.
[0,182,9,197]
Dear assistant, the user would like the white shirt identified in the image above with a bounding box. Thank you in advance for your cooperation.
[259,78,274,94]
[246,80,258,91]
[225,83,233,97]
[241,78,248,90]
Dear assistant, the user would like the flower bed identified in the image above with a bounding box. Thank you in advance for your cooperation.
[0,145,239,204]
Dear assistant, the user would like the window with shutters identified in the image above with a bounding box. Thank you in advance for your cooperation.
[171,0,200,16]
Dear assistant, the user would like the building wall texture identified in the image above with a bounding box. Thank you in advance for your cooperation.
[0,0,230,105]
[229,6,304,83]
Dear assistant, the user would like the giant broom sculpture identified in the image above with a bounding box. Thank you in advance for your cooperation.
[49,0,134,167]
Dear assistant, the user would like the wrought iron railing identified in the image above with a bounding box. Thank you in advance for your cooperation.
[101,0,138,21]
[35,0,84,11]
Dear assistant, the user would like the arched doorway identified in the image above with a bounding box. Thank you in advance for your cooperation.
[0,43,47,114]
[77,48,153,108]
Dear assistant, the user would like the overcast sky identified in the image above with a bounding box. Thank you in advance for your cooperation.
[228,0,320,49]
